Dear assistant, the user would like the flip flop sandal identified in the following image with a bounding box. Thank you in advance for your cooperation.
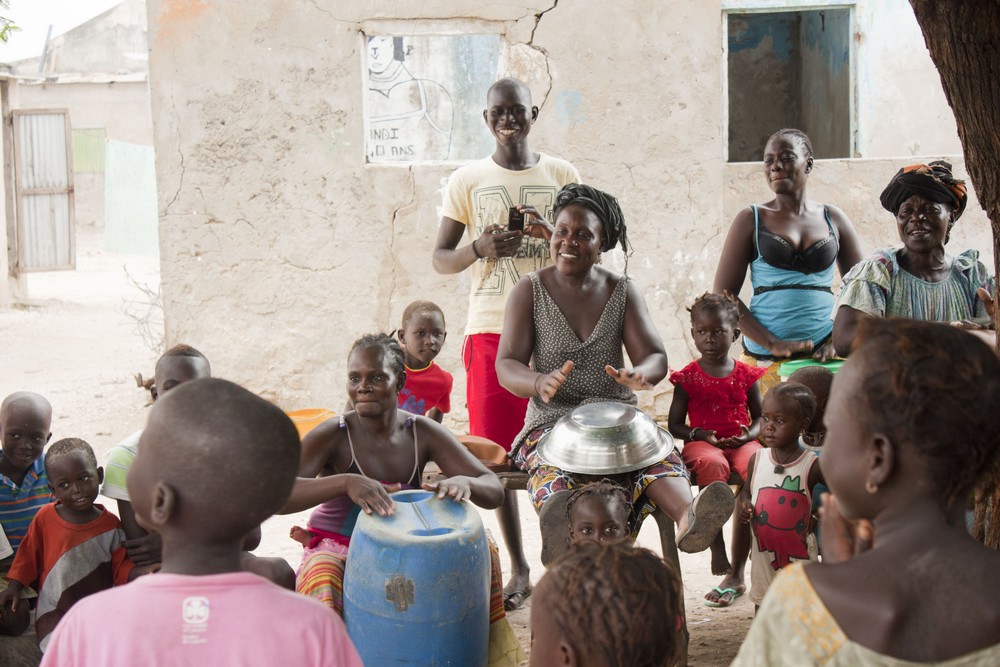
[677,481,735,554]
[503,586,532,611]
[704,586,743,608]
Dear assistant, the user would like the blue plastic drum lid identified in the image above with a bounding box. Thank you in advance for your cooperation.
[344,489,491,666]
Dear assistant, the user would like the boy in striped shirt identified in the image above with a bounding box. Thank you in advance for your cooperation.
[0,391,53,636]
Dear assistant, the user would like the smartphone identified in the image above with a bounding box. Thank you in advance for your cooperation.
[508,207,524,232]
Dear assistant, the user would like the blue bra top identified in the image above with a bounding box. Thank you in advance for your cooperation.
[756,205,838,275]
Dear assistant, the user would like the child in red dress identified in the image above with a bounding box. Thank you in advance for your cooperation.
[668,293,765,607]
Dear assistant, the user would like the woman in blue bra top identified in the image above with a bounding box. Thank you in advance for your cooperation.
[714,128,863,387]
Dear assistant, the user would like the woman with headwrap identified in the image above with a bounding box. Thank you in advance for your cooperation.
[496,183,735,557]
[832,161,995,356]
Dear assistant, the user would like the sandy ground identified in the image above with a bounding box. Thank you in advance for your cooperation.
[0,226,751,665]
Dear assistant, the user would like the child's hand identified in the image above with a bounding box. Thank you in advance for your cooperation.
[605,365,653,391]
[818,494,874,564]
[124,532,163,567]
[768,338,813,358]
[476,225,523,259]
[0,582,22,615]
[519,204,554,240]
[422,476,472,502]
[536,361,574,403]
[716,425,751,449]
[346,476,400,516]
[738,498,754,524]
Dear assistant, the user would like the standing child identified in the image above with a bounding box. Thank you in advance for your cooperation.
[529,544,682,667]
[741,381,823,610]
[0,439,139,651]
[396,300,453,423]
[40,379,363,666]
[0,391,54,637]
[667,293,765,607]
[566,481,632,549]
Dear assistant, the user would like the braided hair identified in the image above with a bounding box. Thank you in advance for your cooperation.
[553,183,630,265]
[349,333,407,392]
[767,128,814,159]
[688,292,740,328]
[541,544,682,667]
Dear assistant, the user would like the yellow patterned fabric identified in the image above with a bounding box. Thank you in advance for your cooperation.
[733,563,1000,666]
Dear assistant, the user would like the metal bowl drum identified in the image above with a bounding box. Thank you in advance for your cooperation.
[536,402,674,475]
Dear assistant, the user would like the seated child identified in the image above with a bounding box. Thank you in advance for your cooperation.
[0,391,54,636]
[101,345,295,589]
[40,378,363,666]
[667,293,764,605]
[530,544,682,667]
[396,300,453,423]
[0,439,141,651]
[739,381,824,610]
[567,480,632,549]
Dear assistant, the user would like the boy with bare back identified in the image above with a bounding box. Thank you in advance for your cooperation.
[432,77,580,609]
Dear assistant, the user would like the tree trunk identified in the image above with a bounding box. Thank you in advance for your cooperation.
[909,0,1000,548]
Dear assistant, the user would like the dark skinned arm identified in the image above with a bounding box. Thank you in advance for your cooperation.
[496,277,542,398]
[614,279,669,387]
[421,418,504,509]
[280,419,398,516]
[832,305,868,357]
[667,383,697,442]
[714,208,813,358]
[118,499,162,567]
[432,216,524,274]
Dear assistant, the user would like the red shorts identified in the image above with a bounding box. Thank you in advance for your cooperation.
[463,333,528,451]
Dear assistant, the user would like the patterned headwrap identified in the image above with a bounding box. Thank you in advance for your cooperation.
[879,160,968,219]
[553,183,630,257]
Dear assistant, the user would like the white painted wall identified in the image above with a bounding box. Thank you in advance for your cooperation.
[146,0,990,425]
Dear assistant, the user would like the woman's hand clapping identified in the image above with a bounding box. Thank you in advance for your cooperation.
[346,475,400,517]
[535,361,575,404]
[605,365,653,391]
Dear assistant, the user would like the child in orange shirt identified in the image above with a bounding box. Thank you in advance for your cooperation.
[0,439,141,650]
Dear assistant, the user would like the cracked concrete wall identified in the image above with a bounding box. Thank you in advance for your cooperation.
[147,0,989,426]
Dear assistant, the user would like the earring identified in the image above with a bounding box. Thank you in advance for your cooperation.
[865,479,878,494]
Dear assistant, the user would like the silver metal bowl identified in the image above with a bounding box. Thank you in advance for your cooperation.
[536,402,674,475]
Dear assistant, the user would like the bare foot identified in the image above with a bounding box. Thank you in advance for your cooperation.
[709,531,732,576]
[289,525,314,547]
[704,572,746,607]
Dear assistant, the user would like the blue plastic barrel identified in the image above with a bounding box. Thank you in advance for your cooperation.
[343,489,490,666]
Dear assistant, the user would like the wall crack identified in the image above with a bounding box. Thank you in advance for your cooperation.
[526,0,559,110]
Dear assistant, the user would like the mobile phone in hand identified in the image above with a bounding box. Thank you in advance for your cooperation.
[508,207,524,232]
